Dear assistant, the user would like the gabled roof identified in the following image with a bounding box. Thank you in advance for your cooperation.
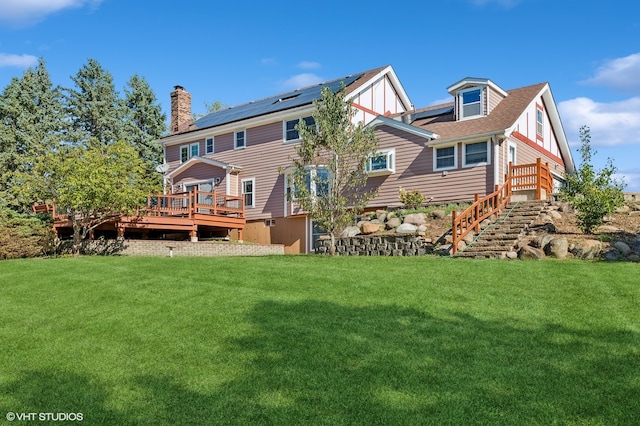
[447,77,509,98]
[189,65,406,132]
[405,82,574,172]
[167,156,242,179]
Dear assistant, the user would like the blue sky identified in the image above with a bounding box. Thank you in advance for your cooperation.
[1,0,639,190]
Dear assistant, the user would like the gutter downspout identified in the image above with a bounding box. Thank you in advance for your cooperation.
[492,134,500,188]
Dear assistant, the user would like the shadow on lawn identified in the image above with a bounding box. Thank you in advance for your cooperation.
[2,301,638,425]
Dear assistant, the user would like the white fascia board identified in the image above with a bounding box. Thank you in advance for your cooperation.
[447,78,509,98]
[347,65,413,111]
[160,104,317,147]
[427,131,505,147]
[167,156,242,179]
[368,116,439,140]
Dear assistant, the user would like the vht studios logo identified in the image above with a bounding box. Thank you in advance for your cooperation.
[6,412,84,422]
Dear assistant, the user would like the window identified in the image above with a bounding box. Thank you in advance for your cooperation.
[234,130,245,149]
[434,145,457,170]
[289,167,329,199]
[536,105,544,139]
[463,141,489,167]
[284,116,316,142]
[242,178,255,208]
[366,149,395,176]
[205,137,214,154]
[460,87,482,119]
[264,218,276,227]
[180,142,200,163]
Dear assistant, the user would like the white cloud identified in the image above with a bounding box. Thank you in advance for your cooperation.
[558,96,640,147]
[297,61,321,70]
[429,96,453,106]
[583,52,640,94]
[282,73,324,89]
[0,0,103,27]
[0,53,38,68]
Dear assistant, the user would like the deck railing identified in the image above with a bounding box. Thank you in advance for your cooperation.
[451,159,553,254]
[140,189,245,218]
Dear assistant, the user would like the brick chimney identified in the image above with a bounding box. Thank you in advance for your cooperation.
[170,85,192,134]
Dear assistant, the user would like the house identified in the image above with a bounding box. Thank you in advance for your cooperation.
[159,65,574,254]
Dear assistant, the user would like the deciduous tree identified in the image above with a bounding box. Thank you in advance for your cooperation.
[289,85,378,255]
[560,126,625,233]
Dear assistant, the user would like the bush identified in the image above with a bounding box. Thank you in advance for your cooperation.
[398,188,425,210]
[0,204,54,259]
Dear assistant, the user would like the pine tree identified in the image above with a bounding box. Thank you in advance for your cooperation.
[64,58,125,145]
[0,58,65,211]
[123,74,167,179]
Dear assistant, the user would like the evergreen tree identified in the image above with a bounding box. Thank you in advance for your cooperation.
[64,58,125,145]
[123,74,167,178]
[0,58,65,211]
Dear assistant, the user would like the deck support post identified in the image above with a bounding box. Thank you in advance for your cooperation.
[190,226,198,242]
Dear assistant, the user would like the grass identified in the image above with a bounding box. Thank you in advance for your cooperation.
[0,255,639,425]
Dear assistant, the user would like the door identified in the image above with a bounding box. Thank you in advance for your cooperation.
[198,182,214,213]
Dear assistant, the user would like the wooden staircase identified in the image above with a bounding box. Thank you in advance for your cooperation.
[453,200,548,259]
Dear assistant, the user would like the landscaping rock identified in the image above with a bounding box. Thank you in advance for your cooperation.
[602,248,621,261]
[361,223,382,234]
[430,209,446,219]
[519,245,545,260]
[340,226,361,238]
[613,241,631,256]
[396,223,418,234]
[386,217,401,230]
[403,213,426,225]
[545,237,569,259]
[572,240,603,260]
[531,234,554,249]
[597,225,621,234]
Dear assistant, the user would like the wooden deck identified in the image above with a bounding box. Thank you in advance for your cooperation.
[43,189,246,241]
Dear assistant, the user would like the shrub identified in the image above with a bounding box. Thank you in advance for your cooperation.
[398,188,425,210]
[0,204,54,259]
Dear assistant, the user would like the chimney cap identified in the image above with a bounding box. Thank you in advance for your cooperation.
[174,85,185,91]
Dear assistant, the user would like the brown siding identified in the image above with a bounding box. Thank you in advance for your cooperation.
[243,216,306,254]
[364,125,494,206]
[515,139,566,176]
[173,162,226,187]
[487,86,506,115]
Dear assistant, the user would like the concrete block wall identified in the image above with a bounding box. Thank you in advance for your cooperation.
[315,234,434,256]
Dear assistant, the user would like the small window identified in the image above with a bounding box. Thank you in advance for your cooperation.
[463,141,489,167]
[460,88,482,119]
[536,105,544,139]
[235,130,246,149]
[284,116,315,142]
[434,146,457,170]
[242,178,255,208]
[264,218,276,227]
[366,149,395,176]
[180,142,200,163]
[205,137,214,154]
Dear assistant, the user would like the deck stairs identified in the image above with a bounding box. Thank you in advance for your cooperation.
[453,200,548,259]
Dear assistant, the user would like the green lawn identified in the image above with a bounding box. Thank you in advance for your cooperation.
[0,256,638,425]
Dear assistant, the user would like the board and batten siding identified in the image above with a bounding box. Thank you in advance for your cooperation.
[352,75,407,124]
[364,125,495,206]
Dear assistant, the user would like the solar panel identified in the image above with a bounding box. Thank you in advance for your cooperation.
[193,74,363,130]
[411,105,454,121]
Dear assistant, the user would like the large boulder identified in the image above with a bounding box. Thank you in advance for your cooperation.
[571,240,603,260]
[531,234,554,249]
[396,223,418,234]
[361,222,382,235]
[386,217,401,230]
[545,238,569,259]
[430,209,446,219]
[340,226,361,238]
[403,213,426,225]
[612,241,631,256]
[518,245,545,260]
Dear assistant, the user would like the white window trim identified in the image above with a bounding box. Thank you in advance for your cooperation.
[242,177,255,208]
[234,130,246,150]
[536,106,544,139]
[283,116,315,143]
[205,137,214,154]
[507,141,517,166]
[433,144,458,171]
[180,142,200,163]
[366,148,395,176]
[458,86,483,120]
[462,140,491,168]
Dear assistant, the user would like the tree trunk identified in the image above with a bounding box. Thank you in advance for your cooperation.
[329,232,336,256]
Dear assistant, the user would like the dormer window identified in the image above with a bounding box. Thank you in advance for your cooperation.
[460,87,482,119]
